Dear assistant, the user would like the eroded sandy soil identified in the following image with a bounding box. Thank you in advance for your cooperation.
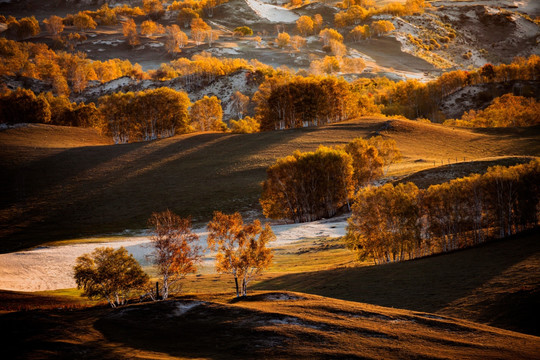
[0,216,348,291]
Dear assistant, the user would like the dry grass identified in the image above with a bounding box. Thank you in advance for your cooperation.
[253,229,540,336]
[1,118,538,252]
[1,290,538,360]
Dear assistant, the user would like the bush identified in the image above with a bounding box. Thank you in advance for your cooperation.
[233,26,253,37]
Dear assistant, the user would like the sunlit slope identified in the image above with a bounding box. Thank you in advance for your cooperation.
[1,118,538,252]
[2,291,539,359]
[254,230,540,336]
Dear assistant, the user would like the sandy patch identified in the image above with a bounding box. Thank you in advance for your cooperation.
[245,0,299,23]
[0,216,348,292]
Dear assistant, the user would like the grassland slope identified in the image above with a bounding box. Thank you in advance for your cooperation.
[254,229,540,336]
[1,291,539,359]
[0,118,538,252]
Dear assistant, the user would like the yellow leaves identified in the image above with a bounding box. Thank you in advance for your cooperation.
[230,116,260,134]
[122,18,139,47]
[449,94,540,128]
[261,146,354,222]
[296,16,314,36]
[276,32,291,48]
[190,95,225,132]
[370,20,395,37]
[207,212,274,295]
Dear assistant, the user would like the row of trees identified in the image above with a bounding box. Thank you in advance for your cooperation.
[99,88,191,143]
[334,0,428,28]
[443,94,540,128]
[383,55,540,121]
[260,137,401,222]
[253,75,359,130]
[74,210,274,307]
[346,160,540,264]
[0,38,144,95]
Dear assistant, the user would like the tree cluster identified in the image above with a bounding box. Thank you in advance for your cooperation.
[260,137,401,223]
[383,55,540,121]
[254,75,358,130]
[444,94,540,128]
[99,87,191,144]
[75,209,274,306]
[0,38,145,95]
[346,160,540,264]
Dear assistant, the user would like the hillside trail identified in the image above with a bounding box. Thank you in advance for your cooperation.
[0,215,348,292]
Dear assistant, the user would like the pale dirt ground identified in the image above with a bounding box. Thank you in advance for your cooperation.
[0,216,348,292]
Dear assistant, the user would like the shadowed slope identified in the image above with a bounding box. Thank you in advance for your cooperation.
[1,118,538,252]
[254,230,540,336]
[1,292,539,359]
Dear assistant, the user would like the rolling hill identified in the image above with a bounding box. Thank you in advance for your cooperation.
[2,290,539,359]
[1,118,538,252]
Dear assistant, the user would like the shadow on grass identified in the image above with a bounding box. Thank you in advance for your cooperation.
[253,229,540,335]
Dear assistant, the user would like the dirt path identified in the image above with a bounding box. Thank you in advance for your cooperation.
[0,216,348,292]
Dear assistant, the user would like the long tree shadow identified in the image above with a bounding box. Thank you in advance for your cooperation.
[253,230,540,334]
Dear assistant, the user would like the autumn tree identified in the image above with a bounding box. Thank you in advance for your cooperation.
[165,25,188,54]
[371,20,395,37]
[207,28,219,47]
[0,88,51,124]
[141,20,165,36]
[291,35,307,50]
[190,95,226,131]
[296,16,314,36]
[313,14,323,33]
[233,26,253,37]
[255,75,355,130]
[178,8,200,28]
[7,16,40,39]
[276,32,291,48]
[230,116,260,133]
[191,18,210,45]
[319,28,343,46]
[148,210,203,300]
[261,146,354,222]
[73,12,97,32]
[231,91,250,118]
[43,15,64,39]
[342,57,366,74]
[74,247,149,307]
[444,94,540,128]
[350,24,370,41]
[207,212,275,297]
[346,183,421,264]
[122,18,140,47]
[367,135,402,174]
[143,0,164,19]
[99,88,191,143]
[342,138,384,190]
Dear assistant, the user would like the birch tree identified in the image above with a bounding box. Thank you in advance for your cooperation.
[207,212,274,297]
[148,210,203,300]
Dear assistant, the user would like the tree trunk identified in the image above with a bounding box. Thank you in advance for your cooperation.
[234,276,239,298]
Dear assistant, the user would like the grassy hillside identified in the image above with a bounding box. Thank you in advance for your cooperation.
[1,118,538,252]
[2,291,539,360]
[254,229,540,336]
